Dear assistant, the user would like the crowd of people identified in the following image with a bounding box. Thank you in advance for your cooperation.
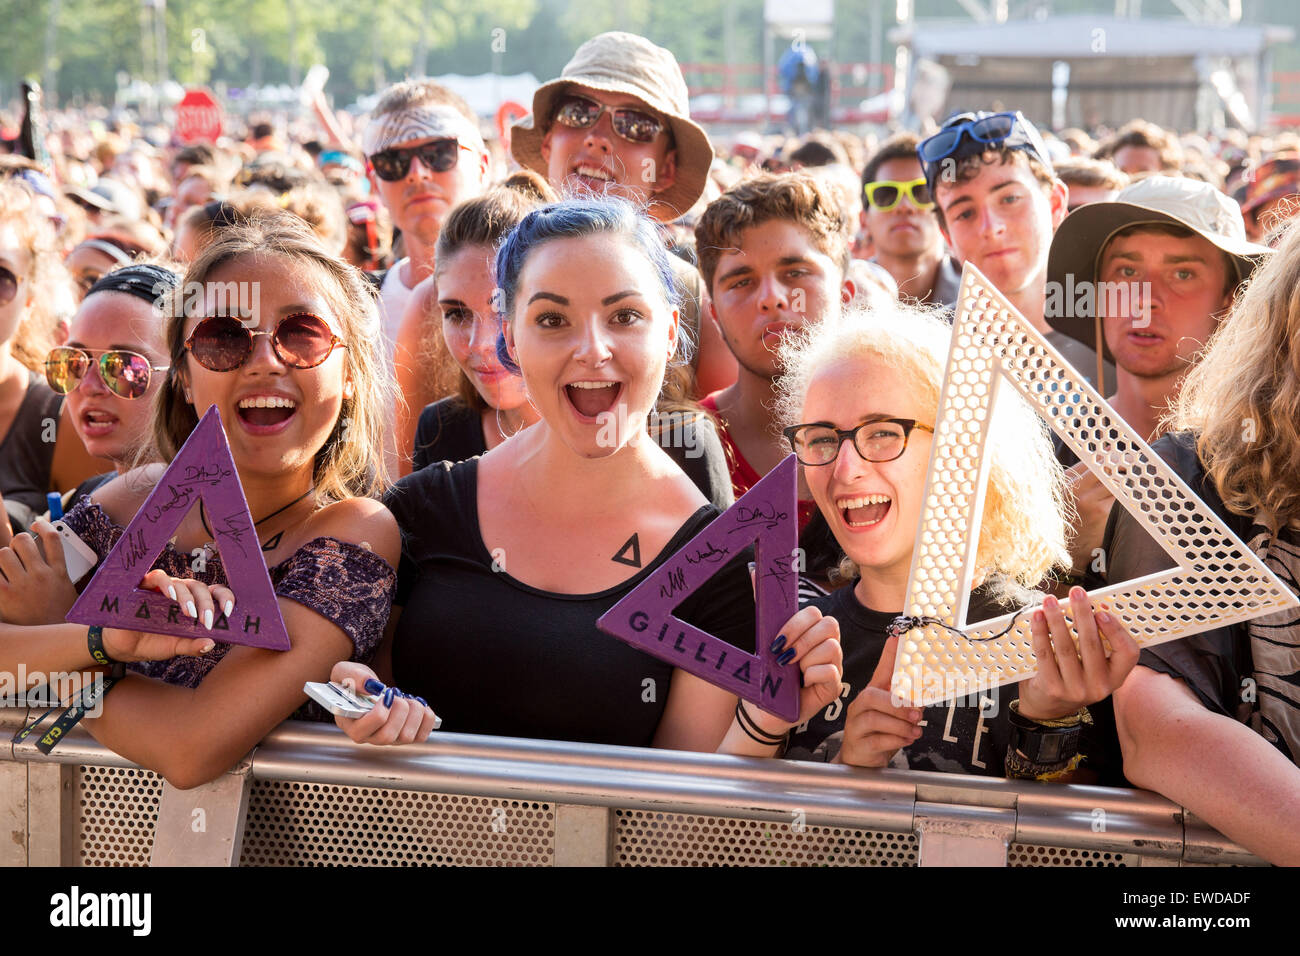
[2,29,1300,865]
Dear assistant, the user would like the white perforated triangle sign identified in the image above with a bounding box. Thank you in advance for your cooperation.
[892,264,1299,706]
[66,406,291,650]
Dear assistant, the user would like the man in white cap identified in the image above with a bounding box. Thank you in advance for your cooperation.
[363,80,490,360]
[1046,175,1271,573]
[511,31,733,397]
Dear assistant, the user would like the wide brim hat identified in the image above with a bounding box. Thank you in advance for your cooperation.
[1046,174,1271,360]
[511,31,712,223]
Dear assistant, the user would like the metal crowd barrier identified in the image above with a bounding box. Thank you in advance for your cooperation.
[0,705,1263,867]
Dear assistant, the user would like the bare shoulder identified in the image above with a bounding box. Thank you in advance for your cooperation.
[86,464,170,523]
[310,497,401,565]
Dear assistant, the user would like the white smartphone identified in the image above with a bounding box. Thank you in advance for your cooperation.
[51,520,99,584]
[304,680,377,719]
[304,680,443,729]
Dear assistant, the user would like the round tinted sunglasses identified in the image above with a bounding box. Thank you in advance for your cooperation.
[45,346,169,400]
[184,313,347,372]
[0,265,25,306]
[368,139,473,182]
[864,178,934,211]
[552,95,665,145]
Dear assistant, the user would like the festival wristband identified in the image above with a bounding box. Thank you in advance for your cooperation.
[87,625,117,667]
[12,662,126,754]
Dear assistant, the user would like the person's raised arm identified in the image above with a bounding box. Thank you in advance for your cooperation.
[1115,664,1300,866]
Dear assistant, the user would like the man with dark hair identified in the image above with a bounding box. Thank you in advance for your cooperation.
[921,110,1113,389]
[1094,119,1183,176]
[860,131,959,305]
[695,173,855,531]
[511,31,732,396]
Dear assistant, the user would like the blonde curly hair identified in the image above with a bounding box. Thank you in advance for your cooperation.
[775,302,1071,597]
[0,180,67,371]
[1170,220,1300,527]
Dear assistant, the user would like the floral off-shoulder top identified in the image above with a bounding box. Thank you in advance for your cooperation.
[63,500,396,718]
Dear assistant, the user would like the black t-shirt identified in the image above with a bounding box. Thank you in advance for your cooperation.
[1103,431,1300,762]
[410,396,734,511]
[788,582,1124,782]
[383,458,756,747]
[411,398,486,472]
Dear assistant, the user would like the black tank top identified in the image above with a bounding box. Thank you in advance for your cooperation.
[0,373,64,533]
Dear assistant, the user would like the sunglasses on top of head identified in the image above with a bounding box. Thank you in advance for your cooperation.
[368,139,473,182]
[184,313,347,372]
[551,95,666,145]
[0,265,25,306]
[917,111,1047,168]
[45,346,169,400]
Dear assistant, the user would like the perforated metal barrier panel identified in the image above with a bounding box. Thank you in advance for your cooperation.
[1008,844,1135,867]
[613,809,919,866]
[237,780,556,866]
[76,765,163,867]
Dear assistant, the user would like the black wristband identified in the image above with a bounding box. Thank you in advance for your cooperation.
[735,700,788,746]
[87,625,116,667]
[1007,717,1082,765]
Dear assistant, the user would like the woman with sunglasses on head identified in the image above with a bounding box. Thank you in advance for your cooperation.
[0,215,401,789]
[740,303,1140,778]
[0,181,107,541]
[332,197,842,751]
[0,264,177,625]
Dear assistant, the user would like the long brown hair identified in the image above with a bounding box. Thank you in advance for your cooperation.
[156,214,393,502]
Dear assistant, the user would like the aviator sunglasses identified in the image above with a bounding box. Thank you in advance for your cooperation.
[368,139,474,182]
[551,95,666,145]
[864,178,934,211]
[45,347,169,400]
[184,313,347,372]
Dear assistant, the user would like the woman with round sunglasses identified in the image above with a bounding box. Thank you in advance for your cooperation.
[331,197,842,752]
[761,302,1140,780]
[0,216,403,789]
[0,265,178,626]
[0,180,106,541]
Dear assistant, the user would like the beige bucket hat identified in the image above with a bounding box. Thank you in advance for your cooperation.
[1047,175,1272,359]
[510,31,713,223]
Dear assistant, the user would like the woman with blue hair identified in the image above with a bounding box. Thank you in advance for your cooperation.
[332,197,843,750]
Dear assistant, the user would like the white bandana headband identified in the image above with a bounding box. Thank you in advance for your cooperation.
[362,104,486,158]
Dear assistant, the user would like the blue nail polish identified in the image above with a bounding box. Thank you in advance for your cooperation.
[415,696,428,707]
[770,635,787,654]
[777,648,796,666]
[382,687,395,707]
[364,678,385,695]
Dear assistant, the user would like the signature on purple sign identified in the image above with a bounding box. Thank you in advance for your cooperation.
[66,406,291,651]
[597,455,801,722]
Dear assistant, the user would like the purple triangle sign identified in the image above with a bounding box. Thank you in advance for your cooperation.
[66,406,291,650]
[597,455,801,722]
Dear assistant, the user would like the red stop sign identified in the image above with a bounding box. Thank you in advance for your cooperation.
[175,89,222,144]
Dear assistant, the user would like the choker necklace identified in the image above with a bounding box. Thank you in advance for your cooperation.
[199,487,317,555]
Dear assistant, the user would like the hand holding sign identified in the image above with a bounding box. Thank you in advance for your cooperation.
[835,636,923,768]
[1017,586,1138,721]
[66,407,290,651]
[762,605,843,732]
